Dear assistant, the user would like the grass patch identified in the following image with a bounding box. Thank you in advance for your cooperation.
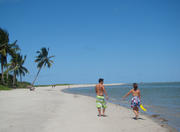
[0,85,12,90]
[17,81,32,88]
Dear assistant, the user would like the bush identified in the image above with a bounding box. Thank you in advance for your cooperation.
[0,73,31,88]
[0,73,15,86]
[17,81,32,88]
[0,85,12,90]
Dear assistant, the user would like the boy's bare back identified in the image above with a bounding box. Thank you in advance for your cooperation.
[95,84,105,96]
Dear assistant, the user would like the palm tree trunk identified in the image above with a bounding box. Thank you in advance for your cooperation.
[13,71,16,87]
[32,67,42,86]
[1,58,4,85]
[6,72,9,85]
[20,74,22,82]
[6,72,8,80]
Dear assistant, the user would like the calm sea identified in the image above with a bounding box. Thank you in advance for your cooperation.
[63,82,180,131]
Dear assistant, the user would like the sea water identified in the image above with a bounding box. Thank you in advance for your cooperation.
[63,82,180,131]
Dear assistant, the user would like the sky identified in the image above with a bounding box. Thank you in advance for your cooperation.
[0,0,180,84]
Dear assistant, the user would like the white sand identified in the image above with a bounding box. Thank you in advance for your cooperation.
[0,85,170,132]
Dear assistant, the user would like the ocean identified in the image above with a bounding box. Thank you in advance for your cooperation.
[63,82,180,131]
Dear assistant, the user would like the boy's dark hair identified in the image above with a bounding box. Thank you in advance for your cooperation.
[133,83,138,91]
[99,78,104,83]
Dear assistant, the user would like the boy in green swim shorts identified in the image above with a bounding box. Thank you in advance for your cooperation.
[95,78,108,117]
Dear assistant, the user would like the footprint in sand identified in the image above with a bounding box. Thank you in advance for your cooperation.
[73,95,79,98]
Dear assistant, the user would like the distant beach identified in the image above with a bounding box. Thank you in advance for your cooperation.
[0,84,176,132]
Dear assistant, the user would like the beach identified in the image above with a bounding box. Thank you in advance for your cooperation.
[0,85,173,132]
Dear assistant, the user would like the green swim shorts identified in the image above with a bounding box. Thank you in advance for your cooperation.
[96,96,107,108]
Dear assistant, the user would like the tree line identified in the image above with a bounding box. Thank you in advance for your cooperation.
[0,27,54,88]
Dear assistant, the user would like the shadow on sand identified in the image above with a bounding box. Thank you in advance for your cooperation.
[97,115,108,117]
[132,117,145,120]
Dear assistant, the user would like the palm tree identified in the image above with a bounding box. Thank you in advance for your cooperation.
[18,55,29,82]
[32,47,54,87]
[0,28,9,84]
[6,54,18,86]
[0,28,19,84]
[6,53,28,87]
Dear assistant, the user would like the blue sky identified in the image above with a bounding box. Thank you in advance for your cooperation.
[0,0,180,84]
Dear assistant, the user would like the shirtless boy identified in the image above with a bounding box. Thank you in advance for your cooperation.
[123,83,141,120]
[95,78,108,117]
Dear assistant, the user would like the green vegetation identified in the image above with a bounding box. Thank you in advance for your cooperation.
[0,28,20,85]
[17,81,31,88]
[0,85,11,90]
[6,54,29,86]
[32,48,54,87]
[0,27,55,90]
[0,27,29,88]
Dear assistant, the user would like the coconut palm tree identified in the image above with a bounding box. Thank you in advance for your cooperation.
[0,28,9,84]
[6,54,19,86]
[18,55,29,82]
[0,28,19,84]
[6,53,28,87]
[32,47,54,87]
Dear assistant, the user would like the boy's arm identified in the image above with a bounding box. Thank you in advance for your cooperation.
[103,86,108,100]
[138,90,141,102]
[123,90,132,98]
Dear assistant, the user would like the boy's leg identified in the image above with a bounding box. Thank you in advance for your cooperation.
[102,101,107,116]
[133,107,139,119]
[137,107,139,118]
[102,108,106,116]
[98,108,101,116]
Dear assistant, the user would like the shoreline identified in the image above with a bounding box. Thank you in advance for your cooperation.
[0,84,176,132]
[63,83,127,88]
[62,84,177,132]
